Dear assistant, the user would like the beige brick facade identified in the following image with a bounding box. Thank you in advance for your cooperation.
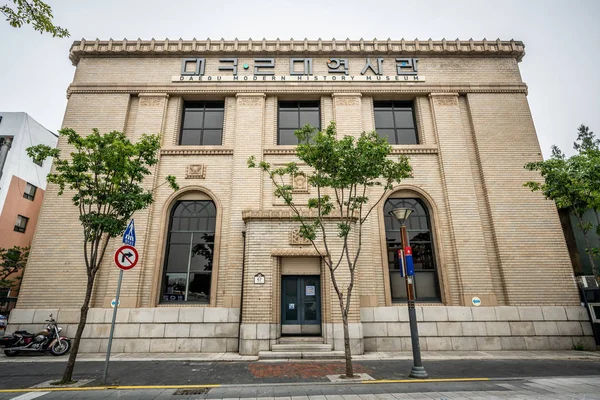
[10,39,592,354]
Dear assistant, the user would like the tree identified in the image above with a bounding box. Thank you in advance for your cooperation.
[1,0,69,37]
[525,125,600,285]
[248,122,412,377]
[0,246,29,293]
[27,128,178,383]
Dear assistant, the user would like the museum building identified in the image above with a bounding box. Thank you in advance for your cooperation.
[8,38,596,355]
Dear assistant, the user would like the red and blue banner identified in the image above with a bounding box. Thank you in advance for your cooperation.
[404,246,415,276]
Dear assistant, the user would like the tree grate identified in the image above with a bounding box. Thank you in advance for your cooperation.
[173,388,210,395]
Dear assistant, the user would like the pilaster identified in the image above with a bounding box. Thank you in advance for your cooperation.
[102,93,169,308]
[430,93,497,306]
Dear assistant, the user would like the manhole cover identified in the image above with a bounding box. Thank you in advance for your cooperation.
[173,388,210,395]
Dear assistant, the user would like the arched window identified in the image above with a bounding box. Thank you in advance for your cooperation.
[161,200,216,303]
[384,198,440,302]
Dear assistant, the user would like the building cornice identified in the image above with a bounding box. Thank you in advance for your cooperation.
[69,38,525,65]
[66,83,529,98]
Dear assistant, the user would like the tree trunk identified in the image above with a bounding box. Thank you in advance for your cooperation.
[61,273,95,383]
[341,310,354,378]
[576,214,600,285]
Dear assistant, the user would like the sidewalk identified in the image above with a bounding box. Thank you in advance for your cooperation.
[1,350,598,363]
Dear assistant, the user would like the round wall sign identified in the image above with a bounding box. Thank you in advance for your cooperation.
[471,296,482,307]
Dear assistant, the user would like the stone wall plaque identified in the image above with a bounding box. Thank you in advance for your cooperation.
[290,228,311,245]
[254,273,265,284]
[186,164,206,179]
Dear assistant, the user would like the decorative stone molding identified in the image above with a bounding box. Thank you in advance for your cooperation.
[160,148,234,156]
[264,147,438,156]
[431,94,459,106]
[390,146,439,155]
[242,209,358,222]
[335,97,360,107]
[69,38,526,65]
[66,83,529,98]
[237,97,264,107]
[138,93,169,107]
[264,148,297,155]
[139,97,163,107]
[292,173,309,193]
[290,228,311,245]
[185,164,206,179]
[271,248,326,257]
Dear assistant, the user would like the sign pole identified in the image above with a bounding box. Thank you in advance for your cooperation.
[102,268,123,385]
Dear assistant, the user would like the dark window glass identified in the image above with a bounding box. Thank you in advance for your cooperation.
[14,215,29,233]
[161,200,216,303]
[384,198,440,302]
[179,102,224,145]
[278,101,320,145]
[373,101,418,144]
[23,183,36,201]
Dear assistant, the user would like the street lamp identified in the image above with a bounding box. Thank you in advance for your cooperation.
[390,207,428,379]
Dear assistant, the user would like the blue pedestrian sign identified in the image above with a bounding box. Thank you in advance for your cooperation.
[122,219,136,246]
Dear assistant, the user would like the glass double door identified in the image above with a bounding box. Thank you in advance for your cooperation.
[281,275,321,335]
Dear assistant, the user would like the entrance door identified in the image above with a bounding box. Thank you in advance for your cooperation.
[281,275,321,335]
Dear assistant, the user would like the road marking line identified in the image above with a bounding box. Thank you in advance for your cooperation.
[0,379,493,393]
[362,377,490,384]
[9,392,49,400]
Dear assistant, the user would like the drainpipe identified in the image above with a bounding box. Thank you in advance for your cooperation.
[238,231,247,351]
[0,137,13,181]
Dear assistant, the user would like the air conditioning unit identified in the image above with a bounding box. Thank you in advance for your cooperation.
[578,275,599,289]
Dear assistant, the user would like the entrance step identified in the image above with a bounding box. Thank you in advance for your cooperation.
[271,343,333,352]
[258,350,344,360]
[278,336,324,344]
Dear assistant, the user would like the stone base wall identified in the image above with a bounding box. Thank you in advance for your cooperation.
[7,307,240,353]
[361,306,596,351]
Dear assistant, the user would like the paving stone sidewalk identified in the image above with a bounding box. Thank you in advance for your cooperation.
[0,377,599,399]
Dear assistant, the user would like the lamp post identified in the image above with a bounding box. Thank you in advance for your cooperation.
[390,207,428,379]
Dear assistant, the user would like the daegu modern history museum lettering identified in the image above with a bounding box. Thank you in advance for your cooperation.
[173,57,424,82]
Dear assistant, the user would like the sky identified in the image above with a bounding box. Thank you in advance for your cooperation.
[0,0,599,158]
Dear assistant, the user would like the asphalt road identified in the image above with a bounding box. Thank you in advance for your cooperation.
[0,359,598,389]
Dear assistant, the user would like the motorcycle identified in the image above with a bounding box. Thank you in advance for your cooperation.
[1,314,71,357]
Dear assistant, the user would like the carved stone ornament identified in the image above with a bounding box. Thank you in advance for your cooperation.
[185,164,206,179]
[335,97,360,107]
[292,173,309,193]
[433,96,458,106]
[237,97,263,107]
[290,228,311,245]
[139,97,164,107]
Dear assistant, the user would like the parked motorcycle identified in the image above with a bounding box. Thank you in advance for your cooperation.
[1,314,71,357]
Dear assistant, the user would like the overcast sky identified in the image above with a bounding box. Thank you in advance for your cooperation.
[0,0,598,157]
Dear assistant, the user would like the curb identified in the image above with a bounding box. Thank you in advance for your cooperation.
[2,375,600,393]
[0,378,491,393]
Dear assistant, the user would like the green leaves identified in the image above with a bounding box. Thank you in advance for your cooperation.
[248,120,413,241]
[27,128,177,243]
[1,0,69,37]
[525,124,600,283]
[0,246,29,289]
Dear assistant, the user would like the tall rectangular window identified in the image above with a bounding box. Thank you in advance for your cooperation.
[278,101,320,145]
[14,215,29,233]
[179,101,224,145]
[373,101,418,144]
[23,183,37,201]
